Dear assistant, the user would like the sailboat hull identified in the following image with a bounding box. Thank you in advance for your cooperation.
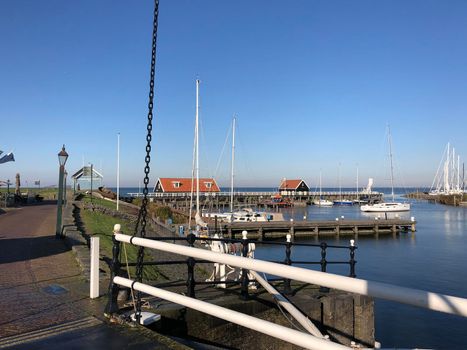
[360,202,410,212]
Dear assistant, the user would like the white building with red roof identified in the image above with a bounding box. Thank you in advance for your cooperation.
[153,178,220,193]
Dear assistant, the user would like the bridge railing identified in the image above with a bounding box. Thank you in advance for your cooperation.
[107,230,356,299]
[105,227,467,349]
[108,229,467,317]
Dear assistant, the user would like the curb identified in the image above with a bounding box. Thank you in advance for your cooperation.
[61,201,102,281]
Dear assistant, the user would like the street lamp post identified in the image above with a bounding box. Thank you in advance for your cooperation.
[56,145,69,238]
[63,170,68,206]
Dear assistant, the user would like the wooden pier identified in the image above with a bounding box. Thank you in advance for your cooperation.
[129,191,383,210]
[220,218,416,240]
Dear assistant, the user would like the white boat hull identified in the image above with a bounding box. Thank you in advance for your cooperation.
[360,202,410,212]
[312,200,334,207]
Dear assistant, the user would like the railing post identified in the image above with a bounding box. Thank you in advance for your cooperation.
[283,234,292,295]
[90,236,100,298]
[104,224,122,316]
[241,230,249,300]
[319,242,329,293]
[186,233,196,298]
[349,239,357,278]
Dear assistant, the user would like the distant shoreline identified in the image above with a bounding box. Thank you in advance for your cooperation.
[406,191,466,206]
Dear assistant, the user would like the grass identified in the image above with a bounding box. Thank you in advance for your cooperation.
[81,194,117,210]
[81,209,162,282]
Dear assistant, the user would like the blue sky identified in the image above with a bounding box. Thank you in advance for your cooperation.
[1,0,466,189]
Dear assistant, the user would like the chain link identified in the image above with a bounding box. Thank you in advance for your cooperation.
[133,0,159,321]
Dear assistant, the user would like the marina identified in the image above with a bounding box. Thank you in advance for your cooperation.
[1,1,467,349]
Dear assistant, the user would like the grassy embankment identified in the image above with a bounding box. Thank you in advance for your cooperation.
[79,194,194,282]
[0,187,59,197]
[79,195,161,281]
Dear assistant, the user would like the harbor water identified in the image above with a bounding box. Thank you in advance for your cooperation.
[256,191,467,349]
[116,187,466,348]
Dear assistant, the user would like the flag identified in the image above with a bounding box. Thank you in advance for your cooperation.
[0,152,15,164]
[34,180,40,186]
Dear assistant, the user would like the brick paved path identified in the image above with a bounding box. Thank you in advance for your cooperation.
[0,204,102,338]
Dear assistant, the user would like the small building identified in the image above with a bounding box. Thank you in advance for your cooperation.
[278,179,309,194]
[154,178,220,193]
[71,166,103,191]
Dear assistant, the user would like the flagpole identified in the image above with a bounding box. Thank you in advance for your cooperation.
[117,132,120,211]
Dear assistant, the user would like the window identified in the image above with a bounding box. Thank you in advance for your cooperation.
[172,181,181,188]
[204,182,212,189]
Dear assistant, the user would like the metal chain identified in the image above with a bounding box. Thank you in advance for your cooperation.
[133,0,159,321]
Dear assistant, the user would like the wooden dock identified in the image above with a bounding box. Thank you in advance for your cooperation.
[220,218,416,239]
[129,191,383,210]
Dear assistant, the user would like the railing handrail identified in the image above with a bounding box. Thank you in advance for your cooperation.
[114,276,349,350]
[115,233,467,317]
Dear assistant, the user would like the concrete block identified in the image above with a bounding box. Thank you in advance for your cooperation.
[353,294,374,347]
[322,294,354,346]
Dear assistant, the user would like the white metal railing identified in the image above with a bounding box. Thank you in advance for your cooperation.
[114,276,348,350]
[114,233,467,317]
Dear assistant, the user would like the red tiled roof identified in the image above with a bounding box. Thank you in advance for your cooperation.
[279,179,303,190]
[156,178,220,193]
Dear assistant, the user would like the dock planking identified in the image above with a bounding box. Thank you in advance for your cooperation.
[220,218,416,239]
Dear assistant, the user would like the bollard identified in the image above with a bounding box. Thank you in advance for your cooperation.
[349,239,357,278]
[289,218,294,237]
[283,234,292,295]
[90,236,100,298]
[186,233,196,297]
[411,216,416,232]
[104,224,122,316]
[241,230,249,300]
[319,242,329,293]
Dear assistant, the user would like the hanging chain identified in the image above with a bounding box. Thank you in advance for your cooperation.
[132,1,159,322]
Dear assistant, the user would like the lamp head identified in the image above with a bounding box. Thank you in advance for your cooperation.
[58,145,69,167]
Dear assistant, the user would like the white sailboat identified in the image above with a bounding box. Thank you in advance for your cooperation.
[333,163,353,206]
[312,171,333,207]
[429,142,463,195]
[189,79,208,234]
[203,116,284,223]
[361,126,410,212]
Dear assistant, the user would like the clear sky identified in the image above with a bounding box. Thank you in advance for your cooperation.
[1,0,466,189]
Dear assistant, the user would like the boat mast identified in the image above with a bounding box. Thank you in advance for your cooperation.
[319,170,322,205]
[338,162,342,201]
[230,116,236,212]
[387,125,395,202]
[356,164,359,200]
[457,155,460,193]
[444,143,450,193]
[195,79,200,215]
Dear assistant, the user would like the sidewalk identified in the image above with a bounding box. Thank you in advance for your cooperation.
[0,203,187,349]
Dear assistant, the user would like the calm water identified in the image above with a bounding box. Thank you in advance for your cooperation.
[116,187,466,348]
[257,194,467,349]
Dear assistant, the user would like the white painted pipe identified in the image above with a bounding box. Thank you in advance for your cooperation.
[90,236,100,298]
[113,276,349,350]
[250,270,324,338]
[116,233,467,317]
